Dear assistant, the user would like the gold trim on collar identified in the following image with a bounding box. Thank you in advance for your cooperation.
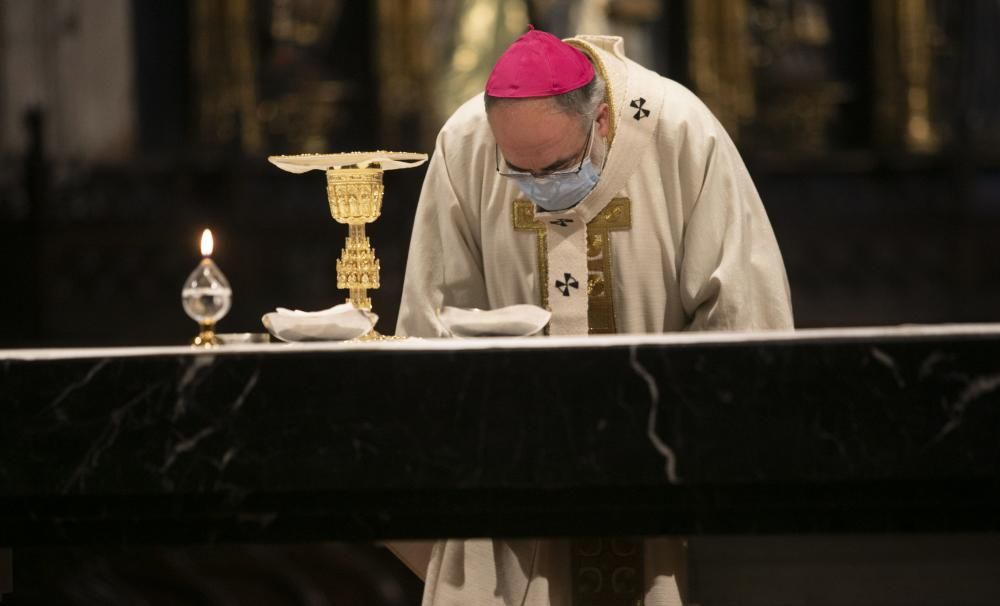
[564,39,617,146]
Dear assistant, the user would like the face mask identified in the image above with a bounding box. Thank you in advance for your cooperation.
[507,157,601,212]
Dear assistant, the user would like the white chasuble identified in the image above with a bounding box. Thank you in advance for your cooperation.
[395,32,794,606]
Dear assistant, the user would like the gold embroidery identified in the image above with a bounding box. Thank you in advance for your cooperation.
[512,198,549,310]
[565,39,617,146]
[571,537,645,606]
[512,197,632,334]
[586,197,631,334]
[588,274,606,297]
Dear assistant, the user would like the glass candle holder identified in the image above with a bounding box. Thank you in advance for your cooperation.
[182,229,232,346]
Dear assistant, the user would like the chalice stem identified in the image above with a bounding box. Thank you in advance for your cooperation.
[337,222,379,311]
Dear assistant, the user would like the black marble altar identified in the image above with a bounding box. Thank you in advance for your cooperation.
[2,326,1000,546]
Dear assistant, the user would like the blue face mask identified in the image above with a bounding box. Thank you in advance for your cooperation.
[506,157,601,212]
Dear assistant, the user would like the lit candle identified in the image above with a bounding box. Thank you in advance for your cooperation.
[201,228,214,257]
[181,228,232,346]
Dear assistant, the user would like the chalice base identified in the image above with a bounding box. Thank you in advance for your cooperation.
[356,329,407,341]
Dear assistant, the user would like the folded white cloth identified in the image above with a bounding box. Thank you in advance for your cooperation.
[261,303,377,342]
[438,304,550,337]
[268,151,428,174]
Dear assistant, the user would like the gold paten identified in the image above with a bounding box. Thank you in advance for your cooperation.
[512,197,632,334]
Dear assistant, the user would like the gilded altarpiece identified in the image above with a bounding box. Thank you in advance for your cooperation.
[190,0,369,154]
[687,0,989,159]
[375,0,528,150]
[689,0,851,157]
[873,1,1000,156]
[872,0,946,154]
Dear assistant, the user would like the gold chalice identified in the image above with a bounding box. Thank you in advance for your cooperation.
[268,151,428,338]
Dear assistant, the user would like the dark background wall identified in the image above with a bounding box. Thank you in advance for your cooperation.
[1,1,998,349]
[1,1,999,603]
[1,1,999,348]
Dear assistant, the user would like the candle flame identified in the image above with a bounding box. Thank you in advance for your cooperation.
[200,229,214,256]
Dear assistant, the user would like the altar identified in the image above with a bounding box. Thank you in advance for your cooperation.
[3,325,1000,602]
[3,324,1000,539]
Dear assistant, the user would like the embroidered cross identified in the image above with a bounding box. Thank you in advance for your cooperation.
[549,218,574,227]
[630,97,650,121]
[555,273,579,297]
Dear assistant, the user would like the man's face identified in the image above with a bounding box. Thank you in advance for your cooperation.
[489,98,610,177]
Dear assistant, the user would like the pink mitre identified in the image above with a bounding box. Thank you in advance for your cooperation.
[485,25,594,98]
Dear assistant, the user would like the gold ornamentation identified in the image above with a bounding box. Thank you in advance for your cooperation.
[192,322,219,348]
[327,168,384,311]
[586,198,631,334]
[873,0,940,152]
[375,0,528,149]
[571,537,645,606]
[272,151,426,339]
[512,197,632,334]
[326,167,384,223]
[191,0,262,152]
[688,0,754,140]
[565,40,617,146]
[513,199,549,310]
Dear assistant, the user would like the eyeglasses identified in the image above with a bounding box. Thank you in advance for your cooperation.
[496,123,595,179]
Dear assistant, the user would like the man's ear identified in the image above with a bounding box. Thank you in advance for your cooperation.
[596,102,611,138]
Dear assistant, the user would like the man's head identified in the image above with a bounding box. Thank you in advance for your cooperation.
[484,28,609,180]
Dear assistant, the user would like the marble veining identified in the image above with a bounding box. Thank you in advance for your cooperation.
[917,350,950,379]
[230,367,260,414]
[870,347,905,387]
[2,327,1000,543]
[48,359,109,423]
[174,354,216,420]
[629,344,681,484]
[161,426,217,473]
[933,371,1000,444]
[62,382,161,493]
